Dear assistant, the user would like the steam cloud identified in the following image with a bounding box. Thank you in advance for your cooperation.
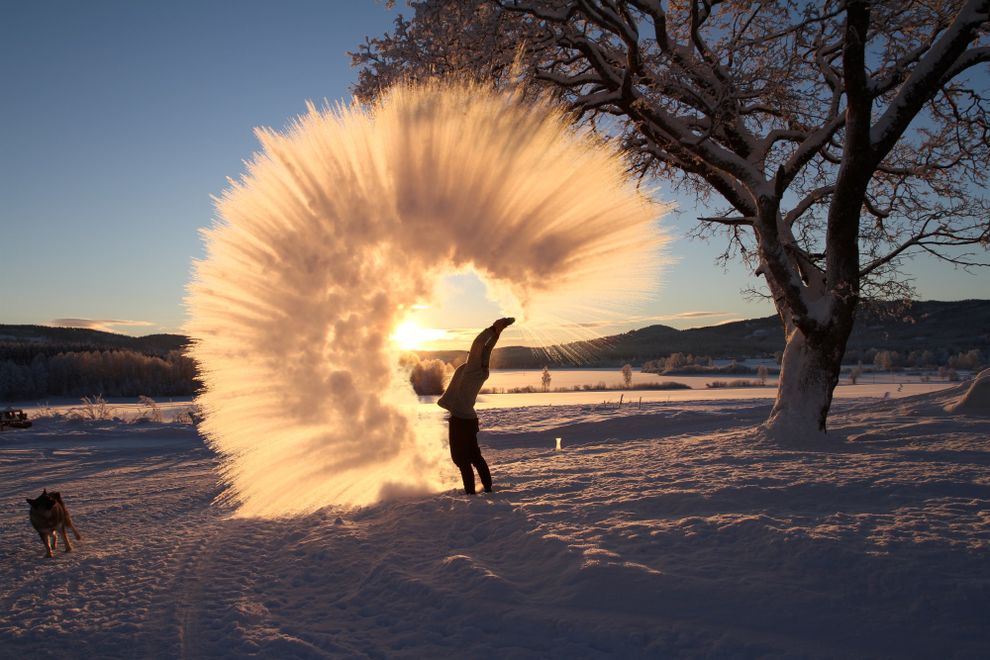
[187,82,667,517]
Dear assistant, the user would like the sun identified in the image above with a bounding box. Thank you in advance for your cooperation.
[391,319,446,351]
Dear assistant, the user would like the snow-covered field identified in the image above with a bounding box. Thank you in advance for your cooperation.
[2,381,989,658]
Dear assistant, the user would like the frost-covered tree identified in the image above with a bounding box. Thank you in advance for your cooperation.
[621,363,634,388]
[948,348,985,369]
[353,0,990,437]
[541,365,552,391]
[664,352,687,371]
[411,357,452,395]
[0,350,198,401]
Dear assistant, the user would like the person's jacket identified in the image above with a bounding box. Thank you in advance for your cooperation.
[437,326,498,419]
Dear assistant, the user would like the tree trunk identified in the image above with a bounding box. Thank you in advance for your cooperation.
[764,304,857,439]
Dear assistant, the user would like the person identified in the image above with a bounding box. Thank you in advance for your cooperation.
[437,317,514,494]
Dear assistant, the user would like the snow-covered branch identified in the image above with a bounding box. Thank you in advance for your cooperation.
[352,0,990,431]
[870,0,990,159]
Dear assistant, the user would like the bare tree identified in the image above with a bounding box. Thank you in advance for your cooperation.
[353,0,990,436]
[542,365,552,392]
[621,363,634,388]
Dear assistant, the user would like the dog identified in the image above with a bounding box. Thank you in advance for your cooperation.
[26,489,81,558]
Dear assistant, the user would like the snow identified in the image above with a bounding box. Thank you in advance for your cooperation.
[947,367,990,416]
[2,386,989,658]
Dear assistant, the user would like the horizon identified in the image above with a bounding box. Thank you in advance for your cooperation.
[10,295,987,353]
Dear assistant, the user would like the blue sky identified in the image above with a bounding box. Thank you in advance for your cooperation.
[1,1,987,343]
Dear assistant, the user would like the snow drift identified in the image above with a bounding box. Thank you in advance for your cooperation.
[947,368,990,416]
[186,81,667,516]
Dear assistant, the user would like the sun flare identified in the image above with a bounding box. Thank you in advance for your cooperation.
[391,319,446,351]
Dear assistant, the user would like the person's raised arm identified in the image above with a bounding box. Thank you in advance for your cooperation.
[475,317,515,369]
[465,326,496,368]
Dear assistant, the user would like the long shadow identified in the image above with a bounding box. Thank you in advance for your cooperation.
[161,467,990,659]
[483,404,772,449]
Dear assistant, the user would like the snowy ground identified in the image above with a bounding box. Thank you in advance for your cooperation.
[1,385,989,658]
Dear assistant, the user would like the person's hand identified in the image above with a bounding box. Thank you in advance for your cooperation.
[492,317,515,332]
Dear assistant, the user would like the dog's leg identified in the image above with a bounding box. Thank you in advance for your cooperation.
[60,524,73,552]
[39,530,53,558]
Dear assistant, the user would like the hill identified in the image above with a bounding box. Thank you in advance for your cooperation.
[426,299,990,368]
[0,324,188,360]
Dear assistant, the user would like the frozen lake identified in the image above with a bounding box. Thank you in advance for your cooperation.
[485,367,956,390]
[471,382,954,409]
[470,368,960,409]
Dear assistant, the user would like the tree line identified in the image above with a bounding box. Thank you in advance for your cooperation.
[849,348,985,371]
[642,349,986,375]
[0,349,198,401]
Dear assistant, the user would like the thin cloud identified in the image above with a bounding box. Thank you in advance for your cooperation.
[426,327,500,346]
[572,311,733,330]
[668,311,727,319]
[50,318,155,333]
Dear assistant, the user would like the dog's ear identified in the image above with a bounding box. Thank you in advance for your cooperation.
[42,488,47,495]
[50,492,61,501]
[26,497,34,505]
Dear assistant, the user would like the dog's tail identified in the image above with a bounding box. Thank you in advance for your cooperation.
[54,493,82,539]
[66,510,81,539]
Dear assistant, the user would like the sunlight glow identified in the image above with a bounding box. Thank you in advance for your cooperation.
[392,319,447,350]
[186,80,668,516]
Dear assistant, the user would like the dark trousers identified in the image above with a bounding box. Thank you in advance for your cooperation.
[448,416,492,494]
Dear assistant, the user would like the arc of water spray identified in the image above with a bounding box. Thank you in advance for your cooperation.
[186,81,669,517]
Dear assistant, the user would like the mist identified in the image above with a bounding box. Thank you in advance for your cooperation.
[186,81,667,517]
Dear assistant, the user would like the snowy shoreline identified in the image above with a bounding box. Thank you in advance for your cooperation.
[3,376,960,418]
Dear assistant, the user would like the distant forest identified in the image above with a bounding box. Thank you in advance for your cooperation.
[0,327,196,401]
[0,348,197,401]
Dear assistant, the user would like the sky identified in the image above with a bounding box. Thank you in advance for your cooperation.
[1,1,988,349]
